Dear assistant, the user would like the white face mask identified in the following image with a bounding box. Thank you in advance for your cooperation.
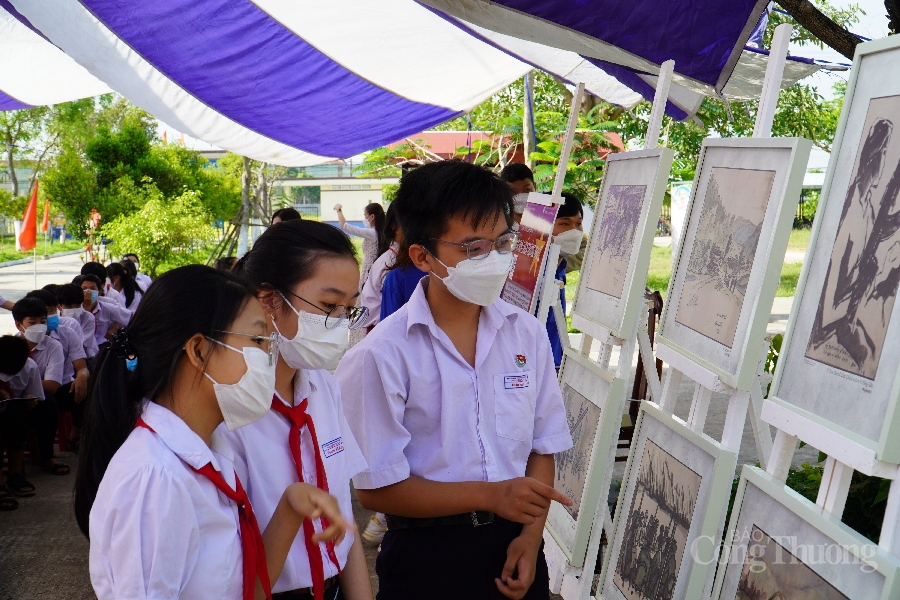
[554,229,584,256]
[23,324,48,343]
[273,294,349,371]
[204,342,276,431]
[430,250,513,307]
[61,307,83,318]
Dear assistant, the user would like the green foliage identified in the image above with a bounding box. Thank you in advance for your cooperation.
[0,187,28,220]
[100,180,217,277]
[766,1,863,49]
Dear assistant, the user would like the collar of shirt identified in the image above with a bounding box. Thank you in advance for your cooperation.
[16,332,48,352]
[140,401,234,479]
[275,371,319,409]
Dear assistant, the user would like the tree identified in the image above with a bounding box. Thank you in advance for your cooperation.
[775,0,863,59]
[0,107,47,198]
[101,181,216,277]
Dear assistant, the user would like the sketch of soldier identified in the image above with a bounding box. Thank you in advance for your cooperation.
[617,505,646,586]
[810,119,900,373]
[633,510,660,595]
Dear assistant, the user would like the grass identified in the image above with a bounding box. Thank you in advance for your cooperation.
[787,228,812,252]
[0,238,85,264]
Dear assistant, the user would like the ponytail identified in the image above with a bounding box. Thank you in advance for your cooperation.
[107,262,141,308]
[74,265,255,537]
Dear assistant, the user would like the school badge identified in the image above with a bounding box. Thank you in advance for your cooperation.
[515,354,526,367]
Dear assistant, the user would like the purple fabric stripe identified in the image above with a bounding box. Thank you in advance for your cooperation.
[490,0,767,86]
[78,0,459,158]
[582,59,689,121]
[0,0,51,43]
[0,89,33,111]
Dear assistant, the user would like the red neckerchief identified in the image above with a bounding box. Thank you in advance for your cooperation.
[270,395,341,600]
[135,418,271,600]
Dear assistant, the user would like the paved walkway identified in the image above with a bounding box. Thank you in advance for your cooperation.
[0,253,87,335]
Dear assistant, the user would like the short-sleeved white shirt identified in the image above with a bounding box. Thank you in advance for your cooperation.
[220,368,367,592]
[19,333,65,385]
[359,245,397,327]
[51,324,86,383]
[335,279,572,490]
[92,297,131,346]
[90,401,244,600]
[5,358,44,399]
[72,310,100,358]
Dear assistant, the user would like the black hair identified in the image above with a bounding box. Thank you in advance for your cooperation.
[42,283,60,297]
[0,335,29,376]
[107,262,142,308]
[214,256,238,271]
[123,253,139,264]
[74,265,255,537]
[557,191,584,219]
[392,159,512,256]
[12,297,47,324]
[271,207,302,223]
[73,274,103,289]
[500,162,534,184]
[81,262,108,281]
[57,283,86,307]
[120,258,138,280]
[364,203,386,251]
[377,202,399,257]
[233,220,357,307]
[25,289,58,309]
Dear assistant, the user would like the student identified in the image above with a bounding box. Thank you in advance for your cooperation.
[272,207,302,224]
[359,204,400,330]
[545,192,585,369]
[12,297,70,475]
[335,160,573,600]
[0,293,13,311]
[57,283,100,359]
[334,202,385,287]
[500,163,536,224]
[227,220,372,600]
[216,256,240,271]
[74,274,131,348]
[378,252,426,322]
[75,264,351,600]
[122,253,153,289]
[81,262,127,308]
[107,262,144,313]
[0,335,44,499]
[26,289,90,448]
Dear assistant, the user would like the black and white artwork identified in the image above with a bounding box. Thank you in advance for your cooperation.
[587,184,647,299]
[805,95,900,380]
[735,526,849,600]
[554,384,602,521]
[674,167,775,348]
[613,440,702,600]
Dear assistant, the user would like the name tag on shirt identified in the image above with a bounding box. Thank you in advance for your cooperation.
[503,373,529,390]
[322,437,344,458]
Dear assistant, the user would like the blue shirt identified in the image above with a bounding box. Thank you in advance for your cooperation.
[380,265,428,322]
[545,259,567,368]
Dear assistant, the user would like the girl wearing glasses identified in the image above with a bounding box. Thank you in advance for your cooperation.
[229,220,373,600]
[75,265,350,600]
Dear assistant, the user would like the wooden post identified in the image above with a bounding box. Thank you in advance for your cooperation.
[551,83,585,201]
[753,23,792,138]
[644,59,674,149]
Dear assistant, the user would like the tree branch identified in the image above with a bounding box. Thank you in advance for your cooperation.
[887,0,900,35]
[777,0,861,60]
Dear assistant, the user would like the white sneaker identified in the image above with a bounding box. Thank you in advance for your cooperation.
[361,512,387,544]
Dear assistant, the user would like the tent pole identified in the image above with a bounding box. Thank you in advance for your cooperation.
[644,59,674,149]
[753,23,792,138]
[550,82,585,201]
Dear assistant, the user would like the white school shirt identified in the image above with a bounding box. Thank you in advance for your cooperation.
[18,333,65,385]
[92,297,131,346]
[136,272,153,290]
[50,325,86,383]
[340,222,377,241]
[104,283,127,308]
[72,309,100,358]
[335,278,573,490]
[90,401,244,600]
[359,244,397,327]
[5,358,44,399]
[221,369,367,593]
[127,289,143,314]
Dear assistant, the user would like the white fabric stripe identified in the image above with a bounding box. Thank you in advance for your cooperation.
[11,0,335,166]
[252,0,529,112]
[0,7,110,105]
[461,21,644,108]
[721,50,820,100]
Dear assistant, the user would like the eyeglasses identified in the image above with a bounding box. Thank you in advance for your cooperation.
[286,292,369,331]
[212,331,281,366]
[429,231,519,260]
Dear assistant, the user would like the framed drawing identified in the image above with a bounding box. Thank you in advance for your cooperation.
[572,147,675,340]
[765,36,900,464]
[502,193,560,313]
[599,402,737,600]
[714,466,900,600]
[546,347,626,567]
[656,136,811,391]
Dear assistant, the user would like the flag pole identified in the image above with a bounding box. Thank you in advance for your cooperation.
[33,247,37,288]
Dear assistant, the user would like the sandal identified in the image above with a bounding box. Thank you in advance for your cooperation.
[0,488,19,511]
[41,461,70,476]
[6,473,36,497]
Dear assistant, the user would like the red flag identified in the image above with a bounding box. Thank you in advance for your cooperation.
[19,181,38,251]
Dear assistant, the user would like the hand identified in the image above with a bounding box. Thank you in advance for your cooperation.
[26,397,38,409]
[283,483,354,545]
[489,477,572,524]
[72,371,89,403]
[333,204,342,212]
[496,534,540,599]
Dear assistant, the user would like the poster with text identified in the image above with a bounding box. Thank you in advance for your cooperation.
[502,201,560,313]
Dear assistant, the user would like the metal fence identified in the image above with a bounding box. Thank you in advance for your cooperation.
[294,204,321,219]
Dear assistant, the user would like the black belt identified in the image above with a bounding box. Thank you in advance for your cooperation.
[385,511,499,530]
[272,575,338,598]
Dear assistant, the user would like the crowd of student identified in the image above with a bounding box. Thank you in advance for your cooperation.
[0,160,590,600]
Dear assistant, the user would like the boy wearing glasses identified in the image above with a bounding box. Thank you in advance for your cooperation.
[336,160,573,600]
